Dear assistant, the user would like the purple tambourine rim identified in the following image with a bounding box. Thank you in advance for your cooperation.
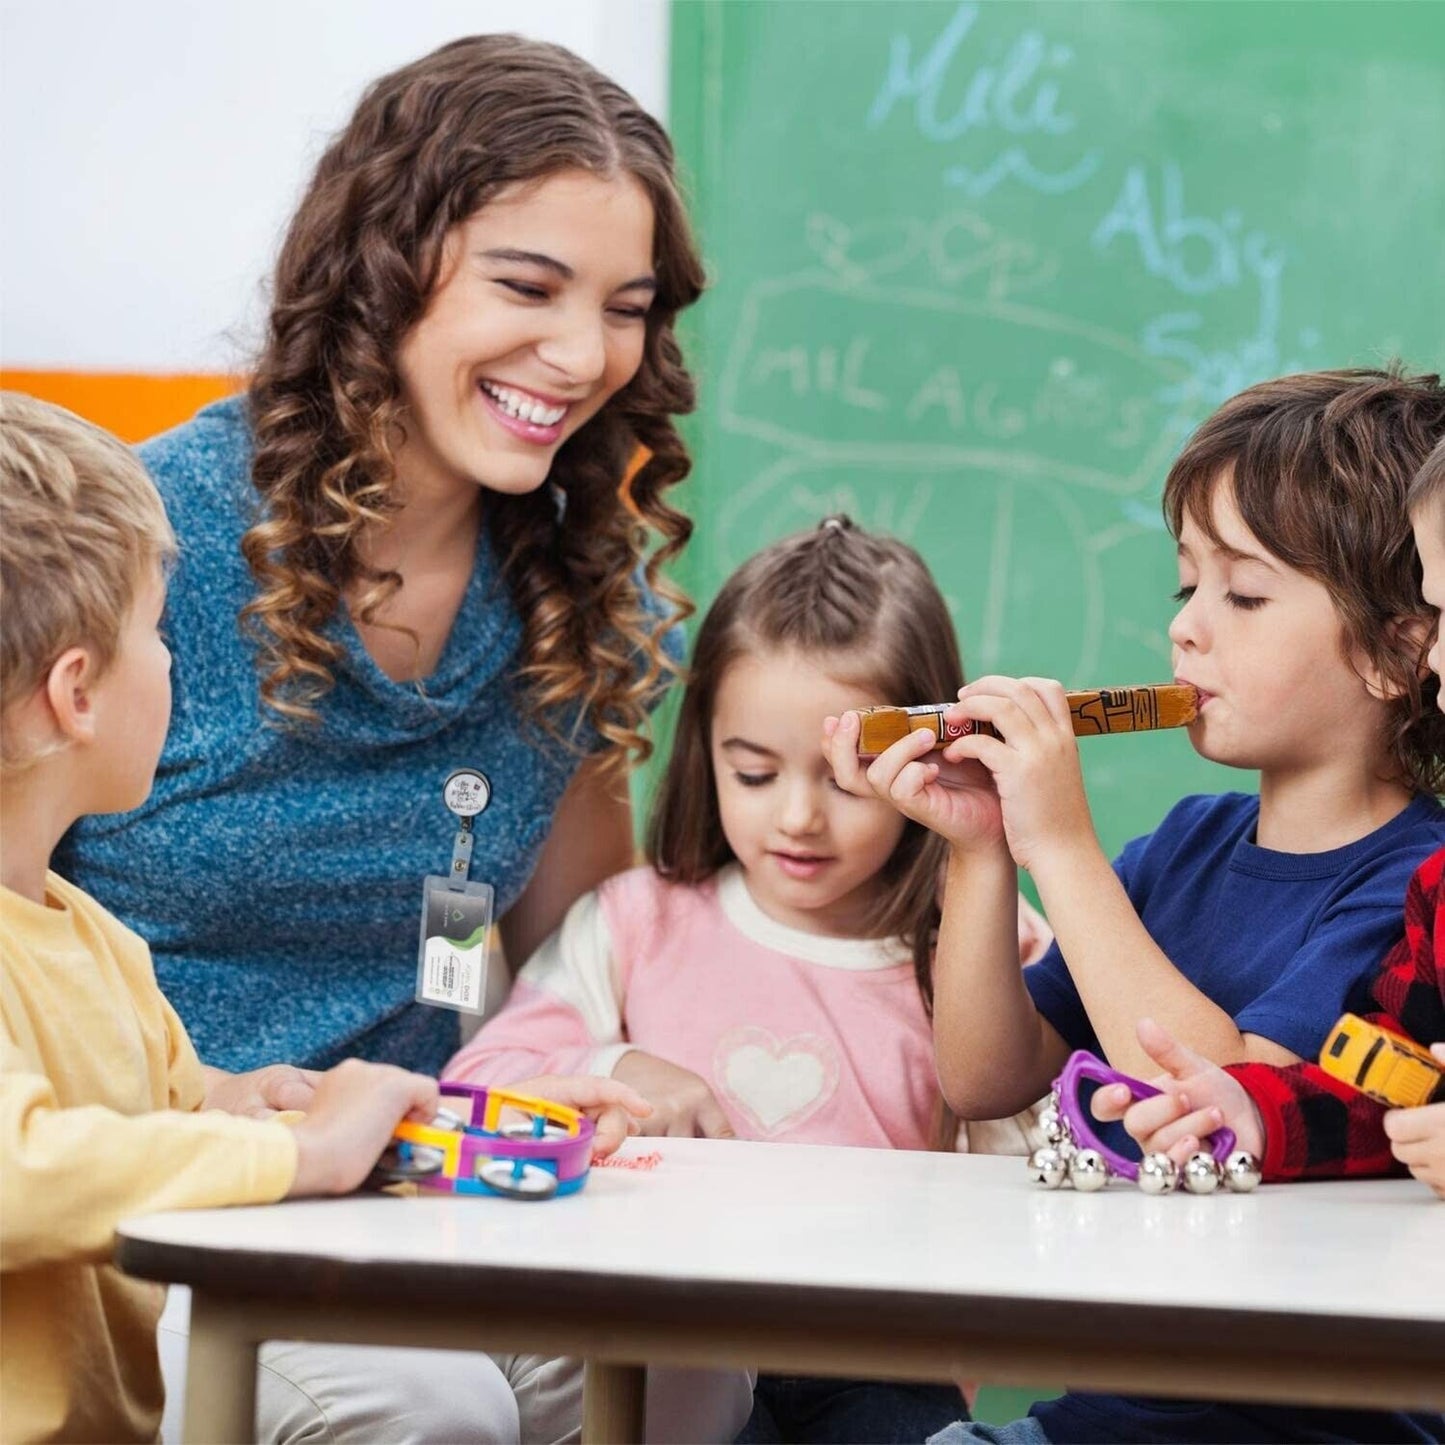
[1054,1049,1236,1180]
[437,1081,596,1172]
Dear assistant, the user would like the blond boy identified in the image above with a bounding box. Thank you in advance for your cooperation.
[0,393,442,1442]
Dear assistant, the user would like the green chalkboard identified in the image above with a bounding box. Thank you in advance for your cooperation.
[659,0,1445,857]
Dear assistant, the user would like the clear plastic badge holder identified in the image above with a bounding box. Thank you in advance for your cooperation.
[416,768,495,1015]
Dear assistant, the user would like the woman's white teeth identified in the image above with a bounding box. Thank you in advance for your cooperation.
[482,382,566,426]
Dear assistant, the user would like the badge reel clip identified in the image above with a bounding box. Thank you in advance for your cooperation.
[416,768,496,1016]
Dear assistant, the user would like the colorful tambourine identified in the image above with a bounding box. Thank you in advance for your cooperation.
[371,1082,595,1201]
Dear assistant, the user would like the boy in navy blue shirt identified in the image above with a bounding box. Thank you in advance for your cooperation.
[826,367,1445,1443]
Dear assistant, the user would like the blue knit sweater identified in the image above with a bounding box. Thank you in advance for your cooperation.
[57,397,654,1075]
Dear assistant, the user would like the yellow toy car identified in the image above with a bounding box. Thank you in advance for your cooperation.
[1318,1014,1445,1109]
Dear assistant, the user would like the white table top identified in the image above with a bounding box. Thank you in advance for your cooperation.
[119,1137,1444,1329]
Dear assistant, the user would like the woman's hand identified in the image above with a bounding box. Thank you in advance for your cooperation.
[1090,1017,1266,1164]
[203,1063,321,1119]
[507,1073,654,1158]
[1384,1045,1445,1200]
[610,1051,736,1138]
[822,711,1005,853]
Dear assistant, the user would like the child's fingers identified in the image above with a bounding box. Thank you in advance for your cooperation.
[1120,1092,1200,1147]
[1135,1017,1211,1082]
[1092,1085,1200,1143]
[1431,1042,1445,1065]
[581,1078,653,1118]
[887,759,945,807]
[948,690,1031,742]
[697,1097,737,1140]
[958,676,1054,735]
[938,732,1008,773]
[1145,1106,1224,1160]
[588,1105,635,1158]
[510,1074,653,1120]
[374,1076,441,1127]
[1089,1082,1134,1122]
[267,1068,321,1113]
[1383,1102,1445,1143]
[1165,1134,1202,1169]
[1387,1136,1423,1165]
[1016,677,1073,731]
[824,710,874,797]
[864,726,939,795]
[1388,1137,1441,1178]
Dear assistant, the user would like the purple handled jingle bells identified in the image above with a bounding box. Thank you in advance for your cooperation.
[1027,1050,1260,1195]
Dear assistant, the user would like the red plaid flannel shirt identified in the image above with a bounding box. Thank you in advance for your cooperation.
[1227,847,1445,1181]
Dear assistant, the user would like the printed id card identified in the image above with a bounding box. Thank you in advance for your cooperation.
[416,874,495,1015]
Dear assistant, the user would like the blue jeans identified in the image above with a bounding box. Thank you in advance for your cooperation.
[736,1373,966,1444]
[927,1419,1049,1445]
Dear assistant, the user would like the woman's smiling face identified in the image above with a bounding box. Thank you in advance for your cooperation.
[393,168,656,503]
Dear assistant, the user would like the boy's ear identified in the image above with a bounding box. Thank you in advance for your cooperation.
[43,647,100,744]
[1358,615,1433,701]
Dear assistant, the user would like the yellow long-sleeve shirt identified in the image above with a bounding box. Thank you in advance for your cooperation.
[1,873,297,1444]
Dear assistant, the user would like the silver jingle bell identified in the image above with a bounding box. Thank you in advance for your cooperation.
[1037,1106,1067,1145]
[1137,1152,1180,1195]
[1223,1150,1262,1193]
[1182,1151,1223,1195]
[1068,1147,1110,1192]
[1027,1145,1068,1189]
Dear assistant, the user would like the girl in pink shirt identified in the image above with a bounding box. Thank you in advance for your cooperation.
[447,516,1046,1443]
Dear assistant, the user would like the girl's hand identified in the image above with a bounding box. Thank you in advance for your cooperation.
[822,711,1005,853]
[506,1073,654,1159]
[611,1051,736,1139]
[1090,1017,1266,1164]
[940,677,1094,872]
[203,1063,321,1119]
[1384,1045,1445,1199]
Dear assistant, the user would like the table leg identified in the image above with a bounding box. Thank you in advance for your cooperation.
[582,1359,646,1444]
[183,1292,258,1444]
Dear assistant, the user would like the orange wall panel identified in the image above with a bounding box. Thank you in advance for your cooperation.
[0,371,242,444]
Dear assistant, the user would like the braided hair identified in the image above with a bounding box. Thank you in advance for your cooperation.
[647,516,963,1012]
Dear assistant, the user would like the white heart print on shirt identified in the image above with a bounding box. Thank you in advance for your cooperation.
[713,1026,840,1136]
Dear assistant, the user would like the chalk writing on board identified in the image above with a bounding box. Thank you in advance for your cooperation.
[1093,161,1322,435]
[1094,162,1275,297]
[867,1,1100,197]
[713,204,1199,676]
[720,211,1194,486]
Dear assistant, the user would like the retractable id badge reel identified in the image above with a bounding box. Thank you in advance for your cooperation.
[416,768,496,1016]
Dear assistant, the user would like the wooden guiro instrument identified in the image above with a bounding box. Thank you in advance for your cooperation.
[855,684,1200,757]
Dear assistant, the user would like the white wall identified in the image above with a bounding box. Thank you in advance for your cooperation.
[0,0,669,371]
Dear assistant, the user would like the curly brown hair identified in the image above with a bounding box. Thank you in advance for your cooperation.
[240,34,705,768]
[1162,365,1445,795]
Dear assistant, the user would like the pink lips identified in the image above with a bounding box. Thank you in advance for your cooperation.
[1177,679,1213,711]
[772,852,831,880]
[478,384,568,445]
